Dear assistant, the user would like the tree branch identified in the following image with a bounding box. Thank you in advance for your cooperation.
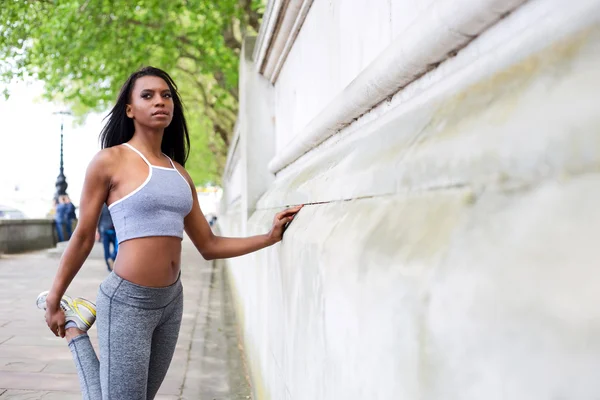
[241,0,262,33]
[212,70,239,101]
[222,24,241,51]
[125,18,162,30]
[178,62,235,145]
[179,47,205,66]
[177,63,210,108]
[213,122,230,147]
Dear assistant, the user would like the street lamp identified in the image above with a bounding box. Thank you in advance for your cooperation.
[53,111,73,201]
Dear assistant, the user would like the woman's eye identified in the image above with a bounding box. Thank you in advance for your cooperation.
[142,94,151,99]
[164,93,172,98]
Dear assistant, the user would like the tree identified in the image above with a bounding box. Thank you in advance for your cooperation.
[0,0,264,184]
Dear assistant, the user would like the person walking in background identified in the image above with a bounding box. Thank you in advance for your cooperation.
[55,195,75,241]
[97,204,118,271]
[64,195,77,239]
[54,196,68,242]
[35,66,302,400]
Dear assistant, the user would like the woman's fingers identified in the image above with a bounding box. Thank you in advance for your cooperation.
[276,210,291,220]
[46,310,66,337]
[278,216,293,227]
[279,215,295,226]
[48,322,58,337]
[276,205,303,220]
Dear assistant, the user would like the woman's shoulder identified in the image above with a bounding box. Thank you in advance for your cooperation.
[87,146,125,174]
[172,160,192,182]
[95,146,129,164]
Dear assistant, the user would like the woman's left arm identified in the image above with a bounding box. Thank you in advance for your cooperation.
[179,166,302,260]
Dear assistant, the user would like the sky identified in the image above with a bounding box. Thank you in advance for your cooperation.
[0,81,105,218]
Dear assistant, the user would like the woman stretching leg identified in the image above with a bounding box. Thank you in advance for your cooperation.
[37,67,302,400]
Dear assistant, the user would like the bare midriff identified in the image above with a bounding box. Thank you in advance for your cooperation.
[112,236,182,287]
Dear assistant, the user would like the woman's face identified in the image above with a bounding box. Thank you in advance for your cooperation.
[126,75,174,129]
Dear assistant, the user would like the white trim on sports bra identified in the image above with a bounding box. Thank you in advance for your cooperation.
[166,156,193,197]
[107,143,180,210]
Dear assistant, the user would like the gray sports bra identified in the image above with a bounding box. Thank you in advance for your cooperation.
[108,143,193,244]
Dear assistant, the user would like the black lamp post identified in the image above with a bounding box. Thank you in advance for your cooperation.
[53,111,72,201]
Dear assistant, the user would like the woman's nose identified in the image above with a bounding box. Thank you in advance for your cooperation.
[154,95,165,106]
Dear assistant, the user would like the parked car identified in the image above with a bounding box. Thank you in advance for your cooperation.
[0,205,27,219]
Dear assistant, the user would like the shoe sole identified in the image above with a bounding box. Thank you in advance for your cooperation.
[36,291,72,312]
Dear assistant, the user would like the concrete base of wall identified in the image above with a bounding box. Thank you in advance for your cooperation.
[0,219,56,255]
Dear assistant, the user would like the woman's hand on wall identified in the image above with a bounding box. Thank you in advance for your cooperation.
[267,205,303,244]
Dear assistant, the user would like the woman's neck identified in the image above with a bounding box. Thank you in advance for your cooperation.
[128,128,164,158]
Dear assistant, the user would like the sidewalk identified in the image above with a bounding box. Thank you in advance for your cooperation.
[0,238,251,399]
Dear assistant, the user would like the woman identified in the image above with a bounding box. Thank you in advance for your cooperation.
[36,66,302,400]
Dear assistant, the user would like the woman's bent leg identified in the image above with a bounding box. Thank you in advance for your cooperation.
[146,290,184,399]
[68,334,101,400]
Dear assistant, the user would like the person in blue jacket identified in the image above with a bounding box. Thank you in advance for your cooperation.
[64,196,77,238]
[54,196,69,242]
[97,204,118,271]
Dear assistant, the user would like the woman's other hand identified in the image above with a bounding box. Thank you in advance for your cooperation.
[267,205,303,244]
[45,301,66,338]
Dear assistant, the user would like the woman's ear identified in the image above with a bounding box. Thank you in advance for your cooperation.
[126,104,133,119]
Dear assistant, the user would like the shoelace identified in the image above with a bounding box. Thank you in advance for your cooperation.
[59,300,70,312]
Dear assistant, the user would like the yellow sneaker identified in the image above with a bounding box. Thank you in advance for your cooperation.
[36,291,97,331]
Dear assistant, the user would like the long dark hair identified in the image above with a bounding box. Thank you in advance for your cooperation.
[99,66,190,166]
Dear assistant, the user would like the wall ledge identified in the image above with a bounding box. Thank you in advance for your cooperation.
[267,0,527,174]
[254,0,314,83]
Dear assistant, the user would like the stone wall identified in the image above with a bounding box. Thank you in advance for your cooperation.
[220,0,600,399]
[0,219,56,255]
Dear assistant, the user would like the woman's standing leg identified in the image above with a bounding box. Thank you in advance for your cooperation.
[146,290,184,399]
[97,277,163,399]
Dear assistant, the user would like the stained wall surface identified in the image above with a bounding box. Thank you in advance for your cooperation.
[220,1,600,398]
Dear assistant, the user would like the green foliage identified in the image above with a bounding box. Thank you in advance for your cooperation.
[0,0,264,184]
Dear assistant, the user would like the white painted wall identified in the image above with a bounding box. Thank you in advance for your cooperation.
[220,0,600,399]
[272,0,527,172]
[275,0,434,153]
[220,37,276,236]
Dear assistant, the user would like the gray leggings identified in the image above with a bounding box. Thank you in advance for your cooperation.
[68,271,183,400]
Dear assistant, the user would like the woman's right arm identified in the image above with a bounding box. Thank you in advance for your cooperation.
[45,150,115,337]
